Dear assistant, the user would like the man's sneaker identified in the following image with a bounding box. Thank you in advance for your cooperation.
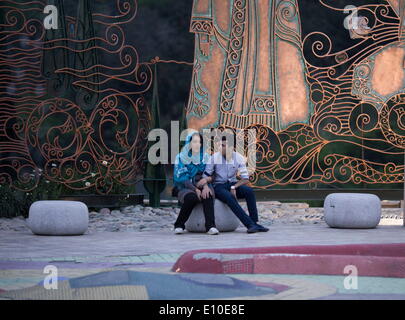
[174,227,185,234]
[247,225,260,233]
[207,227,219,235]
[255,223,269,232]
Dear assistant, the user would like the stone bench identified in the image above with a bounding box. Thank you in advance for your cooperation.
[324,193,381,229]
[185,199,240,232]
[28,200,89,236]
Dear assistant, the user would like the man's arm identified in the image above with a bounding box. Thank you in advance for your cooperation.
[197,175,213,189]
[233,153,250,188]
[199,154,215,188]
[233,178,249,188]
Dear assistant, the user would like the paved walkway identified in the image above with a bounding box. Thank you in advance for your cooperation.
[1,223,405,299]
[2,224,405,259]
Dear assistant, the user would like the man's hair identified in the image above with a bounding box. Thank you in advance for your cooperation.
[220,135,234,148]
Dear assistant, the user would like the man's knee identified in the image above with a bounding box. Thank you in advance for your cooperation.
[243,185,253,191]
[215,190,229,200]
[215,188,234,202]
[239,185,254,196]
[213,186,228,197]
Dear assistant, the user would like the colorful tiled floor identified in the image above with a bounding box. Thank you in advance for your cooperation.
[1,225,405,299]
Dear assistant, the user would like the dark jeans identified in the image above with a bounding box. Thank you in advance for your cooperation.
[174,192,216,232]
[214,182,258,228]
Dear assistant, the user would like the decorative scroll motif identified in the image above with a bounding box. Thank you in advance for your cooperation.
[220,95,278,129]
[352,59,380,104]
[190,18,214,35]
[186,62,210,118]
[252,95,275,113]
[218,0,247,115]
[352,42,405,107]
[0,0,152,194]
[380,93,405,148]
[274,0,302,49]
[187,0,405,189]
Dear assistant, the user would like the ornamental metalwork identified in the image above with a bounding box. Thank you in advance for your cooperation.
[187,0,405,189]
[0,0,152,194]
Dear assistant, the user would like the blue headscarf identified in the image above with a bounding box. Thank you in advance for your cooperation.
[173,131,210,189]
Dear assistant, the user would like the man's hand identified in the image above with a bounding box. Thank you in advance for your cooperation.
[195,188,202,200]
[196,178,208,189]
[233,178,250,189]
[230,187,237,198]
[201,185,213,199]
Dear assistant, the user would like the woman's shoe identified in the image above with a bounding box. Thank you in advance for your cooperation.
[174,227,185,234]
[207,227,219,235]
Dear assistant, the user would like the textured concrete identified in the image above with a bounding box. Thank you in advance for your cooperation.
[1,224,405,300]
[185,199,240,232]
[28,200,88,236]
[324,193,381,228]
[1,224,405,260]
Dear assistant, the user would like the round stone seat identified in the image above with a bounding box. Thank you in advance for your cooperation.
[185,199,240,232]
[28,200,89,236]
[324,193,381,229]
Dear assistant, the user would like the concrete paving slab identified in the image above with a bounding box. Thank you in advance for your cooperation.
[1,224,404,260]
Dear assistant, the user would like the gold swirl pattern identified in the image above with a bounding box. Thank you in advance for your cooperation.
[187,0,404,189]
[0,0,151,194]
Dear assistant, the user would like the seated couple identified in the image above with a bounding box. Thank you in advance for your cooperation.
[172,131,269,235]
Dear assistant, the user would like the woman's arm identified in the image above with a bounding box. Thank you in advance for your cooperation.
[173,156,192,187]
[184,179,199,192]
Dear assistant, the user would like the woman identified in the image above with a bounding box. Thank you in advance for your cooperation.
[173,131,218,235]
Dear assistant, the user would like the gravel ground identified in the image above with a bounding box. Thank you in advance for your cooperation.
[0,201,403,233]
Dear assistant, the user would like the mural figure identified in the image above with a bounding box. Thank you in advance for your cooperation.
[186,0,405,190]
[186,0,310,131]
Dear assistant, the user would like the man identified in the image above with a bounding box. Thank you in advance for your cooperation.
[198,136,269,233]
